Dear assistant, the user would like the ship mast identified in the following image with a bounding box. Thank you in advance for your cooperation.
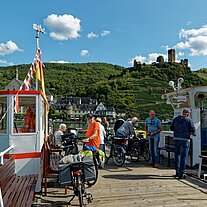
[32,23,46,90]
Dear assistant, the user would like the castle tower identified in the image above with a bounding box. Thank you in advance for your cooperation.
[168,49,176,63]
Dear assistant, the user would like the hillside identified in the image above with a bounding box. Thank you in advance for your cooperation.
[0,62,206,120]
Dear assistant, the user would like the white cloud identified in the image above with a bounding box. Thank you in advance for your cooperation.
[148,53,167,63]
[87,32,98,39]
[161,45,170,51]
[128,55,146,66]
[80,50,89,56]
[187,21,192,26]
[0,59,13,65]
[176,35,207,56]
[87,30,110,39]
[179,25,207,39]
[128,53,167,66]
[101,30,110,37]
[50,60,70,64]
[174,25,207,56]
[177,51,184,57]
[44,14,81,41]
[0,40,23,56]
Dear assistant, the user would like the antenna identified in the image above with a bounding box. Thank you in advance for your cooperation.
[177,78,184,90]
[169,81,175,91]
[33,23,46,90]
[33,23,46,50]
[168,78,184,92]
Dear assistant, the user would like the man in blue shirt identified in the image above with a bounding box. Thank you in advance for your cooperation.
[144,110,162,168]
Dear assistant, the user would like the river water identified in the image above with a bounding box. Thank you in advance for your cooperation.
[49,120,170,134]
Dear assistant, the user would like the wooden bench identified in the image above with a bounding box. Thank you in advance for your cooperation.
[159,136,175,167]
[42,138,63,195]
[0,156,37,207]
[46,139,63,172]
[159,136,192,167]
[47,134,64,156]
[198,155,207,178]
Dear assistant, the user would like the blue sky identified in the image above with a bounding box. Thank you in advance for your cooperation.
[1,0,207,70]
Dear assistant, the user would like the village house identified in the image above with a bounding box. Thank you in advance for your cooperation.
[53,97,118,119]
[4,68,23,90]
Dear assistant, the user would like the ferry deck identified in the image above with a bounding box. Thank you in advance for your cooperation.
[38,155,207,207]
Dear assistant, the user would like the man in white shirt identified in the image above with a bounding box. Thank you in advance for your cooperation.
[96,117,106,152]
[54,123,66,147]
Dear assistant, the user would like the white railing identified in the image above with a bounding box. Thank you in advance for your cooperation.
[0,145,14,207]
[0,187,3,207]
[0,145,14,165]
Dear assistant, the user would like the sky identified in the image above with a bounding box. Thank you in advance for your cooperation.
[1,0,207,71]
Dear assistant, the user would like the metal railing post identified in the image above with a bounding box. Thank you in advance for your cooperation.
[0,187,4,207]
[0,145,14,165]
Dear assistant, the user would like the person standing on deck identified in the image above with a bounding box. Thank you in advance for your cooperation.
[144,110,162,168]
[82,113,100,152]
[96,117,106,152]
[54,123,66,147]
[170,109,196,179]
[101,117,109,131]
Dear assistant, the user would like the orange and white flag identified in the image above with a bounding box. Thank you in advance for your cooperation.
[14,93,19,113]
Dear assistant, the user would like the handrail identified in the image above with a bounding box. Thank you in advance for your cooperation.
[0,145,14,165]
[0,187,4,207]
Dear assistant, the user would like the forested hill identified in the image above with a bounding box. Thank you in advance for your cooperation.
[0,62,206,120]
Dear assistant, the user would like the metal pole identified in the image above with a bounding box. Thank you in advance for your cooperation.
[0,187,4,207]
[35,30,39,90]
[0,145,14,165]
[33,24,46,91]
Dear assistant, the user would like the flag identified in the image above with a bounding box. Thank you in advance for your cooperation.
[35,49,42,81]
[35,49,49,111]
[14,93,19,113]
[14,48,49,113]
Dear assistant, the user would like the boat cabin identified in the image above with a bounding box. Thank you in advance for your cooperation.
[0,90,47,190]
[161,85,207,166]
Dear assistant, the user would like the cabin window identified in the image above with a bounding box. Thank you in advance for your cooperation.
[0,96,7,133]
[195,93,207,109]
[13,96,36,133]
[169,92,191,109]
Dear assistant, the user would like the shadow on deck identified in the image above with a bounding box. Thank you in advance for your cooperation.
[35,156,207,207]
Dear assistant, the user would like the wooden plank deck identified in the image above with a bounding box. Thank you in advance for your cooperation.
[38,158,207,207]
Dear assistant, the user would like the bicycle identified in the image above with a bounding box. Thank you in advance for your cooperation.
[105,135,149,166]
[131,138,150,162]
[68,161,87,206]
[82,140,99,186]
[105,136,139,167]
[105,136,128,167]
[59,156,97,206]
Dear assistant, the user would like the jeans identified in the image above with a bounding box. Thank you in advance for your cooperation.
[99,144,105,153]
[149,136,160,164]
[174,139,190,177]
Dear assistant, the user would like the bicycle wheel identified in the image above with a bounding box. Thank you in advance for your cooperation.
[77,176,84,207]
[112,145,125,167]
[130,144,140,162]
[142,142,150,161]
[87,155,99,186]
